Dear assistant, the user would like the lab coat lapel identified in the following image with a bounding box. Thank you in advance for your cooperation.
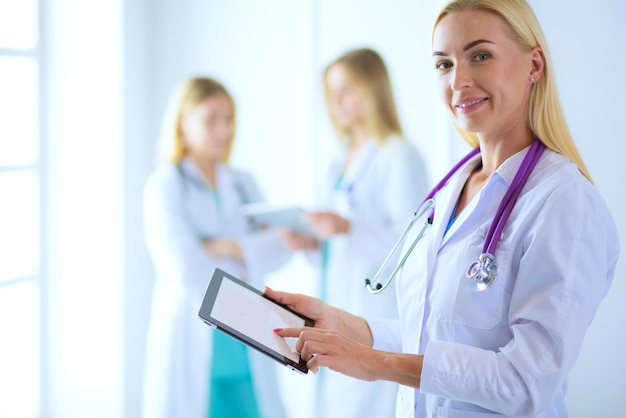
[408,158,476,353]
[340,139,377,187]
[435,154,482,250]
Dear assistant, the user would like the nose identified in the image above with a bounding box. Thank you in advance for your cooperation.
[450,63,472,91]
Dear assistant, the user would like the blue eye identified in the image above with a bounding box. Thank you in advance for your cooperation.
[436,61,453,70]
[474,53,490,61]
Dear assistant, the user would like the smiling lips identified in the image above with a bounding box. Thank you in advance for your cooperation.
[455,97,487,113]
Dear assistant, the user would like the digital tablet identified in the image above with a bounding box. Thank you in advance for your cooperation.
[241,203,313,234]
[198,268,314,374]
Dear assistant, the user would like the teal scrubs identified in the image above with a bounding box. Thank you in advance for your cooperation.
[209,331,260,418]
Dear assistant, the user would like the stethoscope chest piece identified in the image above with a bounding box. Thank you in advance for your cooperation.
[467,253,498,291]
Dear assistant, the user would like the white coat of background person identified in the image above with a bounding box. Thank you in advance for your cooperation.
[271,1,620,417]
[281,48,429,418]
[142,77,290,418]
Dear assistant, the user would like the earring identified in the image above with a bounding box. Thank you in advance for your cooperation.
[530,77,535,82]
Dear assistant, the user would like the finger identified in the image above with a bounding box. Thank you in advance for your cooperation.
[275,327,329,356]
[263,286,297,306]
[296,339,328,363]
[306,350,345,376]
[273,326,304,338]
[306,353,325,374]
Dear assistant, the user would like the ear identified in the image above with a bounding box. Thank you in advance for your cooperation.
[529,47,545,83]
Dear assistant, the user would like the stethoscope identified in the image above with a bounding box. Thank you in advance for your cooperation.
[365,138,545,293]
[176,160,257,229]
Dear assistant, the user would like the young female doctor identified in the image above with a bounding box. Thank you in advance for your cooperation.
[281,48,428,418]
[142,77,289,418]
[271,1,620,417]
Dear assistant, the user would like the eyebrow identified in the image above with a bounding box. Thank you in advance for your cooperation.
[432,39,494,57]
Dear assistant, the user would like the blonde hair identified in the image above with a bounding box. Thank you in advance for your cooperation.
[158,77,236,164]
[323,48,404,143]
[433,0,592,182]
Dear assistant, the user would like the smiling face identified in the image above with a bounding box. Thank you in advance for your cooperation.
[432,9,543,143]
[180,93,234,163]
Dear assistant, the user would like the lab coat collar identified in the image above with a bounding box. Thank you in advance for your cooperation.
[493,143,534,187]
[179,157,227,190]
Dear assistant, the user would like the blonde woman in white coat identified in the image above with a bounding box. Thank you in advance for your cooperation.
[272,1,619,417]
[142,77,290,418]
[282,48,429,418]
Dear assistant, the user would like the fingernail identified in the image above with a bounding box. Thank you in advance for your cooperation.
[273,328,283,333]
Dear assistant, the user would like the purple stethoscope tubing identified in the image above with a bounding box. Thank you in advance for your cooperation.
[365,138,545,293]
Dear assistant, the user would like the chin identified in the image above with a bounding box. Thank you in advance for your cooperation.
[454,118,483,135]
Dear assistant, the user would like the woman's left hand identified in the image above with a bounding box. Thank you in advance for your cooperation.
[304,211,350,239]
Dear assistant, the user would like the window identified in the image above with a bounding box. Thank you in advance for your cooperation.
[0,0,41,416]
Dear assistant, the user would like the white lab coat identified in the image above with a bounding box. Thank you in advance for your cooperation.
[141,158,291,418]
[368,147,620,417]
[315,137,429,418]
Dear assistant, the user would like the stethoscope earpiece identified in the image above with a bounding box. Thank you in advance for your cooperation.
[364,278,382,292]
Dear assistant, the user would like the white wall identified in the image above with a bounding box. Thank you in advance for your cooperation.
[43,0,124,417]
[119,1,625,417]
[121,1,154,416]
[530,2,626,416]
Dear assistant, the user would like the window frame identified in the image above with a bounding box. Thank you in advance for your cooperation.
[0,0,43,416]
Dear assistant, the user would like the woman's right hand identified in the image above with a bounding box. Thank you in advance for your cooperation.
[266,287,389,379]
[279,229,319,251]
[267,286,424,386]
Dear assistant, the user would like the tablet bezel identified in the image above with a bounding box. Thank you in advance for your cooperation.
[198,268,314,374]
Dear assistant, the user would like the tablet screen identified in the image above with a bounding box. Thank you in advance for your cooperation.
[198,268,314,374]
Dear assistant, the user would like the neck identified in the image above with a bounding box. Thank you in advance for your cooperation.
[476,131,534,176]
[189,155,218,188]
[342,135,368,172]
[349,125,370,148]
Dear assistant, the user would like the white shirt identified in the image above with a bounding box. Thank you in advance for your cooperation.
[369,147,620,417]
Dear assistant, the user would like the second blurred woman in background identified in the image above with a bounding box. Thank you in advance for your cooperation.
[282,48,429,418]
[142,77,289,418]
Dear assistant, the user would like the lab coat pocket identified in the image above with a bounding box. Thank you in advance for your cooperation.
[433,243,513,330]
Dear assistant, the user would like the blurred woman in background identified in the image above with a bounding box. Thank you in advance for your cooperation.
[142,76,289,418]
[281,48,429,418]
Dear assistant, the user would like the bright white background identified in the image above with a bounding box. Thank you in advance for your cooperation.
[41,1,625,417]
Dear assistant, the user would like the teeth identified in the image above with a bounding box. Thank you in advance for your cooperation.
[458,99,483,108]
